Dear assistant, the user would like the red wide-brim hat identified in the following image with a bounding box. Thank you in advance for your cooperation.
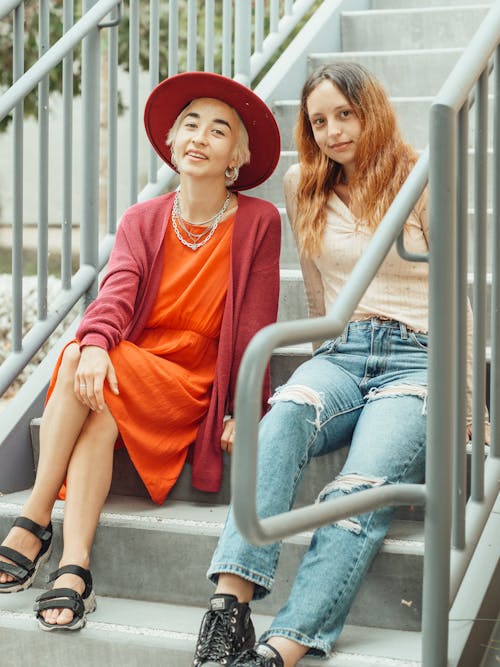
[144,71,281,191]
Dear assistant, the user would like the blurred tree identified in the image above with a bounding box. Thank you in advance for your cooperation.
[0,0,226,133]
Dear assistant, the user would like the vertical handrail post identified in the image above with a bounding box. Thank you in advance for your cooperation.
[62,0,74,290]
[81,0,101,306]
[148,0,160,183]
[452,102,469,549]
[422,102,457,667]
[168,0,179,76]
[491,46,500,460]
[204,0,215,72]
[129,0,139,205]
[107,13,118,234]
[471,68,489,499]
[234,2,251,85]
[221,0,232,77]
[12,1,24,351]
[187,0,197,71]
[270,0,279,33]
[38,0,50,320]
[254,0,264,53]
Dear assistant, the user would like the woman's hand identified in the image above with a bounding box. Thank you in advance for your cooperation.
[75,345,119,412]
[466,421,490,446]
[221,418,235,454]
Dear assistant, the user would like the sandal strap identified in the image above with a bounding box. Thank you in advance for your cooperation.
[0,545,34,578]
[34,588,84,617]
[13,517,52,544]
[0,559,29,581]
[47,565,93,598]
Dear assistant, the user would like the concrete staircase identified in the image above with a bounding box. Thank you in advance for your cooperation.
[0,1,494,665]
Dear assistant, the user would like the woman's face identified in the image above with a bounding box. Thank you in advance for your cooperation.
[172,98,239,182]
[306,79,362,176]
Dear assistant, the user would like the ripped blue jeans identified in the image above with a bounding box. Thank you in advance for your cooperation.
[208,318,427,656]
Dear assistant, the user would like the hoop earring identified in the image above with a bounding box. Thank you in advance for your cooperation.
[225,166,239,184]
[170,149,178,168]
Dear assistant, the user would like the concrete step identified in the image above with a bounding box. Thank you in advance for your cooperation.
[273,95,496,152]
[251,149,496,209]
[308,48,463,97]
[0,491,425,631]
[341,6,490,52]
[0,588,422,666]
[279,208,300,269]
[278,207,496,273]
[372,0,491,8]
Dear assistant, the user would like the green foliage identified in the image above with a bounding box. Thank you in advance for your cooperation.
[0,1,82,132]
[117,1,224,80]
[0,0,223,133]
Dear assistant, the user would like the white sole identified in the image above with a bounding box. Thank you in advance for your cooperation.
[0,540,53,594]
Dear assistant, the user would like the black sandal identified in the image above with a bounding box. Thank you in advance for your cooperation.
[0,517,53,593]
[34,564,96,631]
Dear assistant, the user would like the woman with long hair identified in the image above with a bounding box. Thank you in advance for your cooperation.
[0,72,281,632]
[192,62,485,667]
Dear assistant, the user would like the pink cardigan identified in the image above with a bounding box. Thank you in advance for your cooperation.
[76,191,281,493]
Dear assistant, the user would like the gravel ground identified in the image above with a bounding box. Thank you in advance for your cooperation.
[0,274,77,406]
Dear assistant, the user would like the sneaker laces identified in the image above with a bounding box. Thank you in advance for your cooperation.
[194,607,239,664]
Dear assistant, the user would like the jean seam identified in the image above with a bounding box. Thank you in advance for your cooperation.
[315,508,382,646]
[207,563,274,598]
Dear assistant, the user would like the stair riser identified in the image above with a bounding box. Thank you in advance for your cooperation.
[274,97,496,154]
[0,513,423,631]
[0,626,191,667]
[341,7,489,52]
[308,50,462,97]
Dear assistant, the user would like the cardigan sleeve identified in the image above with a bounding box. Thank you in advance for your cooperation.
[226,203,281,416]
[76,215,143,350]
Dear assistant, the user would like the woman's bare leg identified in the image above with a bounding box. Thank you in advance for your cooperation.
[265,637,308,667]
[214,575,308,666]
[215,573,255,603]
[41,403,118,626]
[0,343,89,584]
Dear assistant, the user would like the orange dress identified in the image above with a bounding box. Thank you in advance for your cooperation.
[52,213,234,505]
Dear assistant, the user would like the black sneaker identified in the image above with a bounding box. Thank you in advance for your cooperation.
[193,594,256,666]
[232,643,284,667]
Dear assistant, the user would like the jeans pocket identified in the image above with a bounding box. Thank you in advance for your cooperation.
[313,337,340,357]
[408,332,429,351]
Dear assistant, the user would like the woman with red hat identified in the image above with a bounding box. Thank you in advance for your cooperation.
[0,72,281,631]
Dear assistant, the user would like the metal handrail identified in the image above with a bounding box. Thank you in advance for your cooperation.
[0,0,22,21]
[0,0,121,123]
[232,151,429,544]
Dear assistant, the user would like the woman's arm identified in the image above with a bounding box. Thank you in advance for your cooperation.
[284,164,325,349]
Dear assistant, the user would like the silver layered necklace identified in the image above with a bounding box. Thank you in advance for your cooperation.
[171,186,231,251]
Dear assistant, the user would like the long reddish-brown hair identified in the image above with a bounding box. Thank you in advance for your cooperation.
[294,63,418,256]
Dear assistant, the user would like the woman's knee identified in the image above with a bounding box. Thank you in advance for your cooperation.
[58,343,81,380]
